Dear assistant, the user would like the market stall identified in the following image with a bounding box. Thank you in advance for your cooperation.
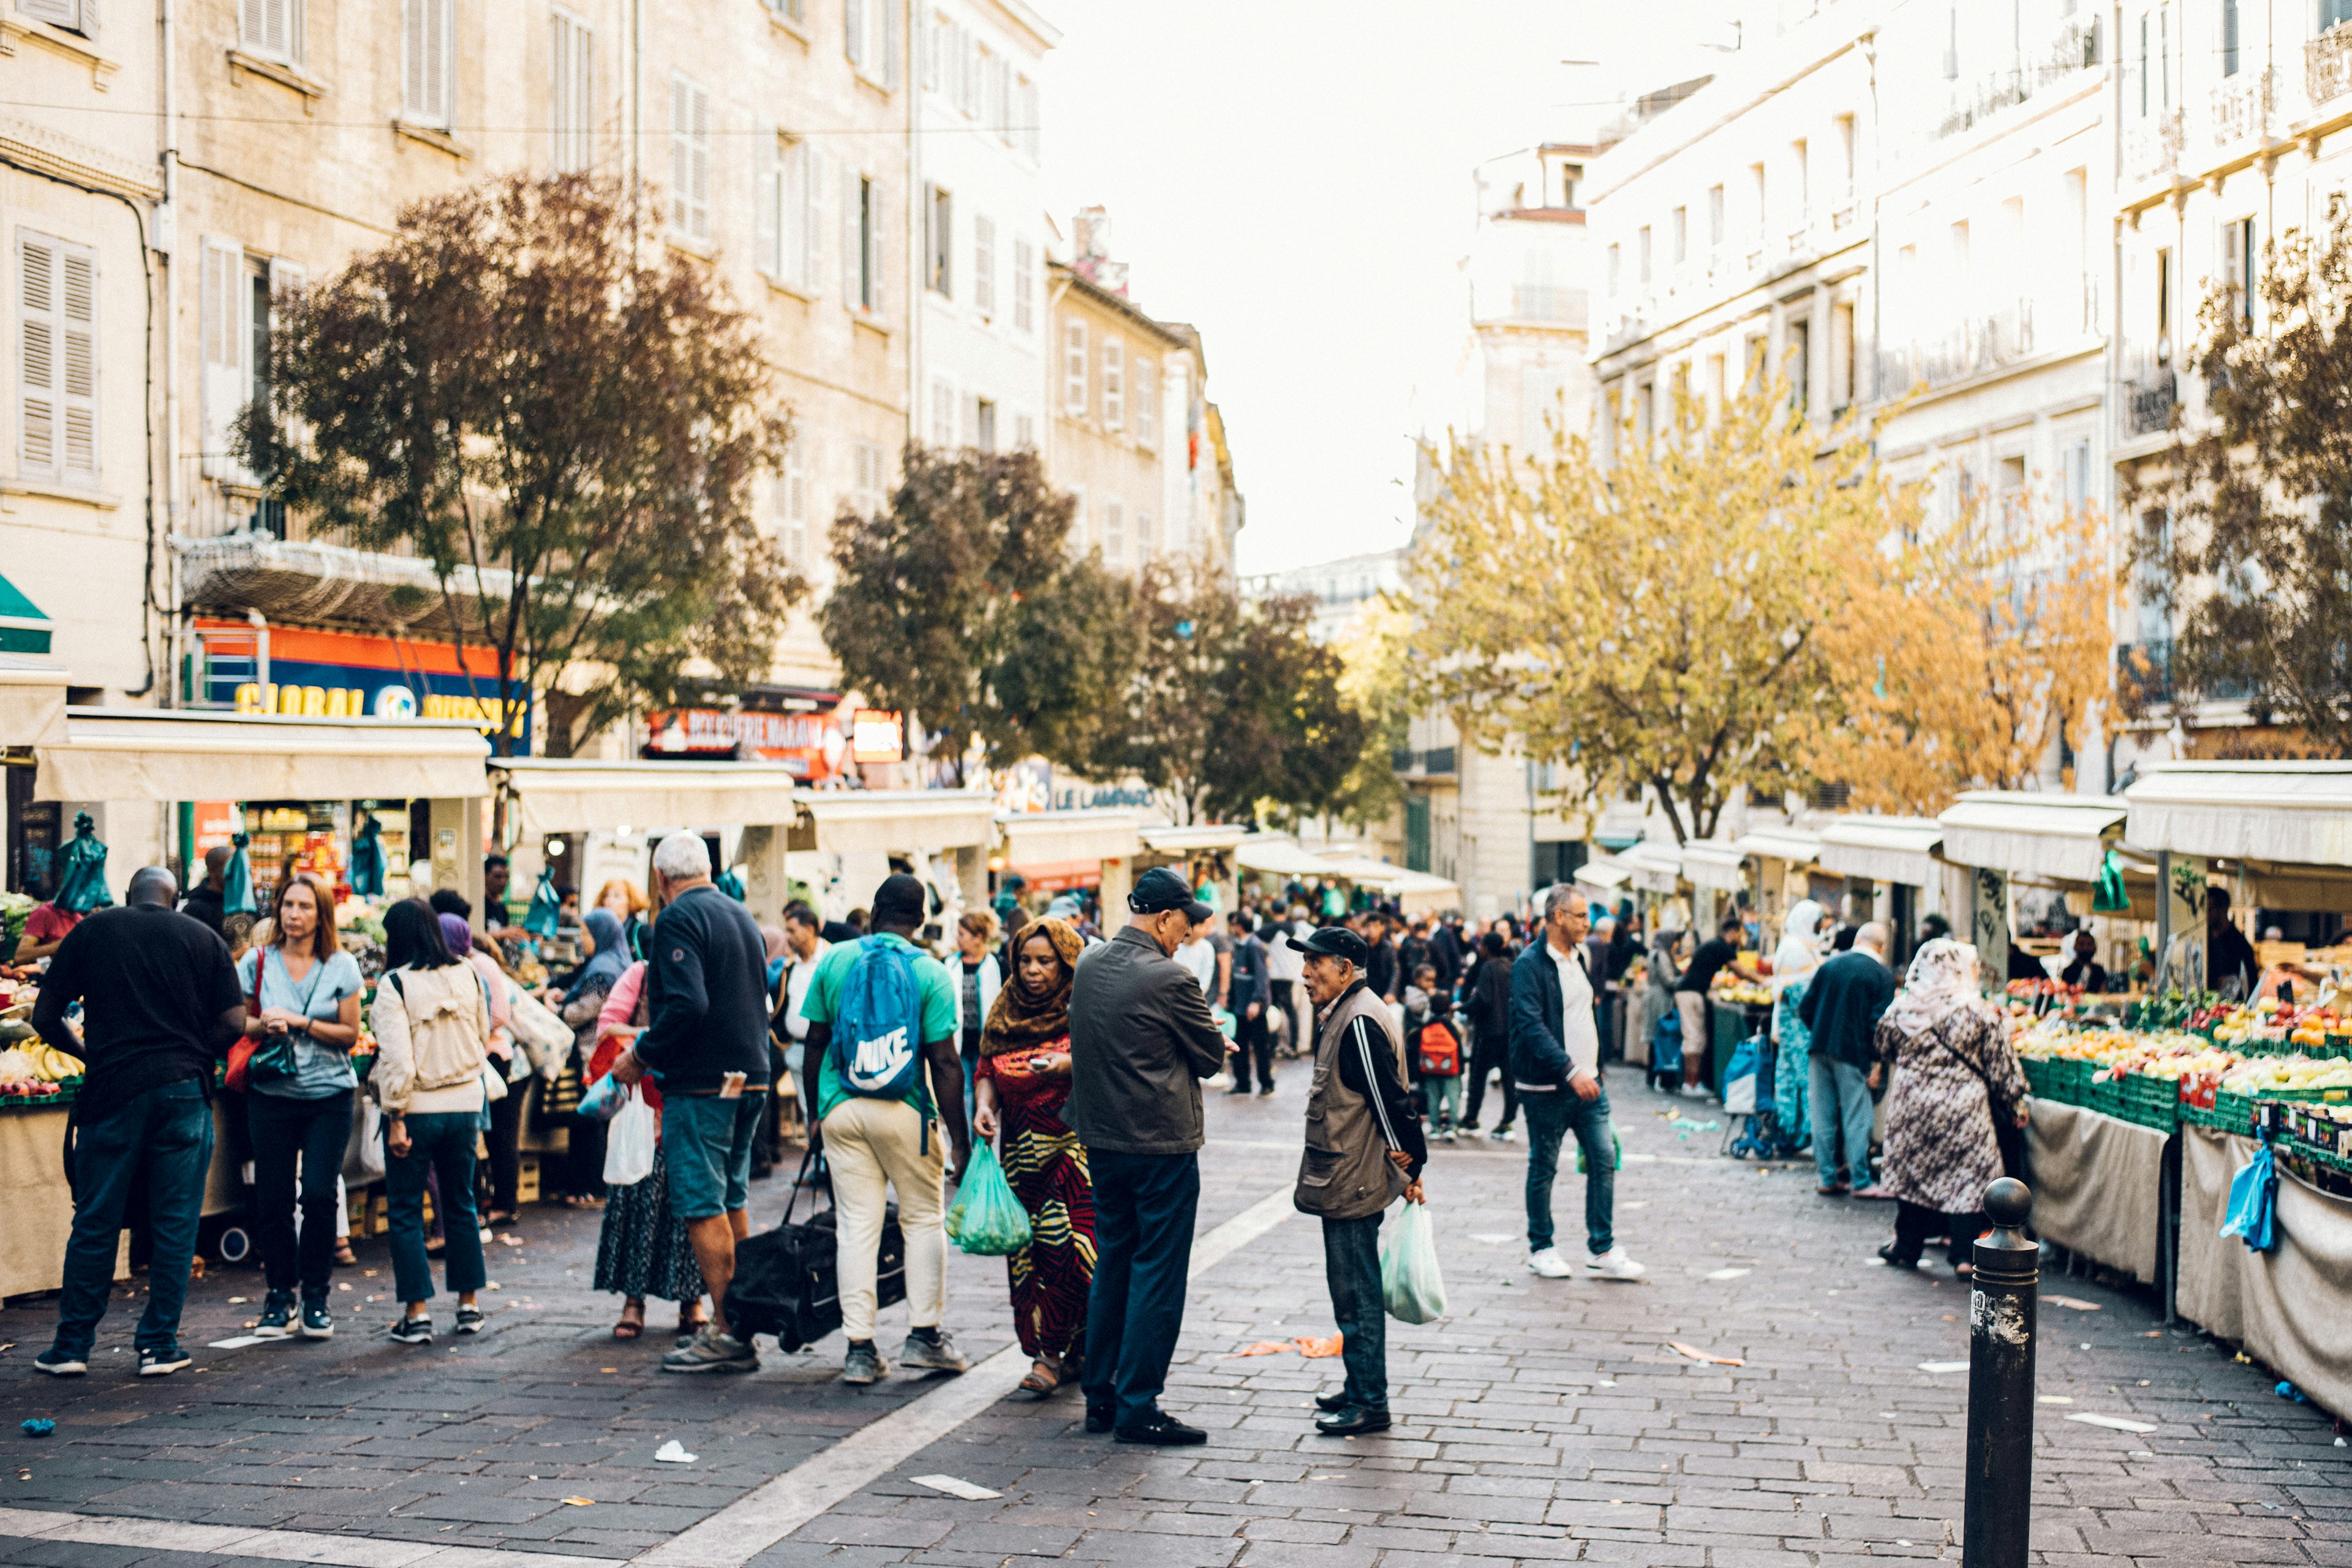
[1817,815,1945,957]
[995,808,1142,918]
[1730,825,1820,932]
[1389,869,1463,916]
[1140,824,1250,914]
[798,788,999,925]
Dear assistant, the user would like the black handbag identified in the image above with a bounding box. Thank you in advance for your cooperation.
[725,1147,905,1351]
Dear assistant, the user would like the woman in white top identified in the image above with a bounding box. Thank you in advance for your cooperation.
[372,897,494,1344]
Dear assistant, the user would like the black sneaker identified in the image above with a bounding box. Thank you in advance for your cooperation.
[33,1348,86,1376]
[138,1344,192,1377]
[453,1306,487,1335]
[1314,1404,1392,1437]
[1084,1400,1115,1433]
[300,1297,336,1339]
[1114,1410,1207,1446]
[252,1291,297,1339]
[388,1316,434,1345]
[1314,1389,1352,1412]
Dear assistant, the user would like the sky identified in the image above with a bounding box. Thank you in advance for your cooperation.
[1039,0,1744,577]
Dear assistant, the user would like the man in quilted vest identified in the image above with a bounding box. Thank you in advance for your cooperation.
[1294,925,1426,1437]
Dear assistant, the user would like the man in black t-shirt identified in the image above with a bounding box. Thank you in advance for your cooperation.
[1670,913,1763,1099]
[32,867,244,1378]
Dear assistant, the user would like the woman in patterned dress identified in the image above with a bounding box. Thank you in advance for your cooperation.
[1770,900,1826,1153]
[1872,938,2031,1273]
[586,957,708,1339]
[971,917,1095,1398]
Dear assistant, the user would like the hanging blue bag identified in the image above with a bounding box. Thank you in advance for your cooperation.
[2220,1144,2278,1252]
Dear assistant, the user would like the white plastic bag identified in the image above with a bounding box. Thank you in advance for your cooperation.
[506,982,575,1080]
[603,1085,655,1186]
[342,1096,385,1183]
[1379,1199,1447,1324]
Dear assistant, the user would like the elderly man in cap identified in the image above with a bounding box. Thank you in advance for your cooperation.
[1295,924,1427,1436]
[1065,866,1230,1446]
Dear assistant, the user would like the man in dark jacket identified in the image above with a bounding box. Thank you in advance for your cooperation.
[1294,925,1426,1437]
[1798,922,1898,1196]
[1461,930,1518,1140]
[1225,911,1273,1096]
[613,831,777,1374]
[1067,867,1229,1446]
[177,845,232,936]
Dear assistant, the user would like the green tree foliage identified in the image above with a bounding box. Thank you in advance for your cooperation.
[821,442,1134,778]
[243,174,802,756]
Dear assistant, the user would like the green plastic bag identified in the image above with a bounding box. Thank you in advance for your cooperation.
[1379,1199,1447,1324]
[946,1140,1032,1256]
[1575,1122,1624,1174]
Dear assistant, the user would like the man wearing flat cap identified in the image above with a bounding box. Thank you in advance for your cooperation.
[1294,924,1427,1436]
[1065,866,1231,1446]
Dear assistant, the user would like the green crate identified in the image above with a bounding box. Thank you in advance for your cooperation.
[2088,1076,2127,1120]
[2022,1057,2056,1097]
[2181,1099,2250,1134]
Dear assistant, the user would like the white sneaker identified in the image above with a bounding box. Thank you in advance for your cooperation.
[1586,1248,1648,1280]
[1205,1072,1234,1091]
[1526,1247,1574,1278]
[1676,1084,1713,1100]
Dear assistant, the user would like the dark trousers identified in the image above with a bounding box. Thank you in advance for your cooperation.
[1321,1212,1387,1412]
[482,1069,524,1212]
[562,1098,607,1200]
[1463,1023,1517,1128]
[1230,1008,1275,1092]
[53,1080,214,1357]
[1890,1200,1985,1269]
[1270,981,1299,1055]
[1082,1147,1199,1427]
[247,1088,353,1300]
[1523,1086,1616,1256]
[386,1111,490,1304]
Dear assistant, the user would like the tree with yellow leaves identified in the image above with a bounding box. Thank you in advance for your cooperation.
[1795,496,2114,815]
[1404,384,1901,845]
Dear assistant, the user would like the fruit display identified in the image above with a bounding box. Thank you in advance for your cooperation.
[0,1038,82,1106]
[1712,978,1773,1006]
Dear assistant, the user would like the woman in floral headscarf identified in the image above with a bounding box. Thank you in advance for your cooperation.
[1872,938,2030,1273]
[971,916,1093,1398]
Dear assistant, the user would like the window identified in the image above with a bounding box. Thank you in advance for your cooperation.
[976,398,997,454]
[1102,337,1124,431]
[1791,139,1809,220]
[1785,320,1810,410]
[854,440,888,516]
[2138,11,2149,116]
[765,0,804,22]
[1014,74,1040,159]
[780,437,809,568]
[927,379,954,445]
[18,231,96,485]
[1105,499,1125,565]
[239,0,303,64]
[925,183,952,296]
[1749,163,1766,240]
[1705,352,1726,412]
[1014,411,1035,450]
[2155,245,2173,363]
[1605,243,1619,297]
[1012,236,1035,332]
[402,0,454,128]
[1672,206,1687,266]
[1137,511,1155,562]
[1637,225,1651,284]
[1134,358,1156,448]
[1831,300,1855,408]
[2063,439,2092,514]
[758,134,816,292]
[1063,318,1087,414]
[924,10,945,88]
[1065,484,1088,554]
[845,0,900,87]
[551,9,594,173]
[1835,115,1856,189]
[2223,217,2256,325]
[976,44,996,126]
[974,214,995,318]
[198,239,301,485]
[844,172,884,313]
[1707,184,1724,247]
[2329,0,2352,33]
[669,77,710,243]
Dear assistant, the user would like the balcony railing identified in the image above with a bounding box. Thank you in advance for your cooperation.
[1506,284,1587,327]
[2309,23,2352,106]
[2122,369,2177,436]
[2211,67,2272,146]
[1931,17,2101,141]
[1876,300,2036,393]
[2123,109,2184,184]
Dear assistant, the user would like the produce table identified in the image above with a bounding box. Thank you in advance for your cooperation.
[2178,1125,2352,1416]
[2026,1098,2165,1284]
[0,1106,126,1298]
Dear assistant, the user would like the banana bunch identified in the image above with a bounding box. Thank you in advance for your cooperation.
[0,1041,81,1085]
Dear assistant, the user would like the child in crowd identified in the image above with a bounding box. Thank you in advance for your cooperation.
[1403,963,1465,1142]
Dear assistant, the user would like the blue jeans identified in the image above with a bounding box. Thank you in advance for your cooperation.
[1322,1212,1387,1411]
[1082,1148,1199,1427]
[1523,1085,1616,1256]
[662,1091,766,1221]
[385,1111,488,1305]
[1421,1074,1463,1133]
[53,1079,214,1356]
[1810,1054,1877,1189]
[247,1087,352,1300]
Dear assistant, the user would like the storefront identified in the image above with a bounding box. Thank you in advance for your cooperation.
[995,809,1141,917]
[639,687,856,783]
[1729,826,1821,932]
[1139,825,1249,914]
[1,658,69,900]
[1816,816,1947,960]
[1937,791,2132,979]
[798,790,1000,928]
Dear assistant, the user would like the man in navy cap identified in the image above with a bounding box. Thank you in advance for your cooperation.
[1065,866,1229,1446]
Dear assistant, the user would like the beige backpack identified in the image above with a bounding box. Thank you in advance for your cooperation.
[386,965,489,1092]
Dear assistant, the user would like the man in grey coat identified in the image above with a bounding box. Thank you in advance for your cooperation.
[1066,867,1229,1446]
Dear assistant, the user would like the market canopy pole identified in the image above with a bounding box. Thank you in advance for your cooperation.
[1964,1178,2037,1568]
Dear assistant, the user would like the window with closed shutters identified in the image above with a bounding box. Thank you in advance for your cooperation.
[1063,319,1087,415]
[671,76,710,243]
[1105,499,1125,565]
[974,214,995,318]
[1102,337,1123,431]
[18,232,97,485]
[1133,358,1155,448]
[1012,236,1034,333]
[21,0,93,33]
[403,0,454,128]
[551,9,594,173]
[199,236,249,482]
[925,184,951,296]
[781,437,809,568]
[240,0,303,64]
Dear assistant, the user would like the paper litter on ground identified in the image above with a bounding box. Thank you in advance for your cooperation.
[2037,1395,2075,1404]
[913,1474,1002,1500]
[1668,1341,1744,1366]
[1226,1333,1344,1359]
[2067,1412,2159,1434]
[654,1441,697,1464]
[561,1497,595,1506]
[1918,1360,1970,1373]
[2045,1295,2102,1311]
[1704,1267,1751,1281]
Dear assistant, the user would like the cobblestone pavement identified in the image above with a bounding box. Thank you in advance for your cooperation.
[2,1074,2345,1566]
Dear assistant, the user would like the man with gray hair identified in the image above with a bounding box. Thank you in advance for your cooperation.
[612,831,774,1372]
[1798,921,1898,1197]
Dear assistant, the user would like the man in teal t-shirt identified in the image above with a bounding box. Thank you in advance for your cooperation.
[797,874,970,1385]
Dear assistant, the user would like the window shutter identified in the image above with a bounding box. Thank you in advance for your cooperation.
[18,235,58,478]
[974,214,994,318]
[865,178,886,314]
[841,159,861,309]
[1063,318,1086,414]
[1013,236,1033,332]
[199,236,249,481]
[21,0,79,27]
[845,0,863,69]
[756,125,780,277]
[882,0,900,89]
[1102,337,1123,431]
[551,10,592,173]
[239,0,266,48]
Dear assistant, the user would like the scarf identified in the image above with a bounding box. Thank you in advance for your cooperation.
[570,908,629,999]
[979,916,1082,1058]
[1886,936,1988,1037]
[438,913,478,965]
[1772,899,1826,995]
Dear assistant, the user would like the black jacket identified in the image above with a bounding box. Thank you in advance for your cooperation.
[634,885,774,1094]
[1798,949,1898,1070]
[1066,924,1228,1155]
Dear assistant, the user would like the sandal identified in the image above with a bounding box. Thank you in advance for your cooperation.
[333,1242,358,1266]
[1017,1359,1062,1397]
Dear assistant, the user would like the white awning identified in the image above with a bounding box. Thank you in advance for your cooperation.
[1234,837,1332,878]
[36,707,491,802]
[1817,816,1945,886]
[997,809,1140,866]
[1937,791,2126,883]
[1679,839,1748,892]
[1313,853,1409,887]
[1392,870,1463,914]
[1618,840,1683,894]
[799,789,998,856]
[491,758,799,832]
[0,660,68,747]
[2125,761,2352,869]
[1574,856,1632,891]
[1139,824,1249,854]
[1731,827,1822,865]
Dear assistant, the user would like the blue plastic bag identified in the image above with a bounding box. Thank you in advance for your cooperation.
[1379,1200,1447,1324]
[2220,1144,2277,1252]
[946,1140,1032,1256]
[577,1071,627,1121]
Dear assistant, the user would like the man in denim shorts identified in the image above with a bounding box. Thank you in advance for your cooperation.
[612,832,774,1372]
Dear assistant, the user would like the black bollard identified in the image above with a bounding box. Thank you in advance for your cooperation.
[1963,1177,2037,1568]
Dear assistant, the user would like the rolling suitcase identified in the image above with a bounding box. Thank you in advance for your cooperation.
[725,1148,906,1352]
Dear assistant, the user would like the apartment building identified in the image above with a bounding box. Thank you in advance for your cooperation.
[159,0,913,733]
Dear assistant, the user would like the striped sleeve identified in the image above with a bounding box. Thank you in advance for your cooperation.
[1340,1014,1428,1177]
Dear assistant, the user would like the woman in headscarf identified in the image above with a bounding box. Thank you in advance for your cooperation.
[1872,938,2030,1272]
[971,916,1094,1398]
[587,955,708,1340]
[1770,900,1827,1155]
[547,908,628,1208]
